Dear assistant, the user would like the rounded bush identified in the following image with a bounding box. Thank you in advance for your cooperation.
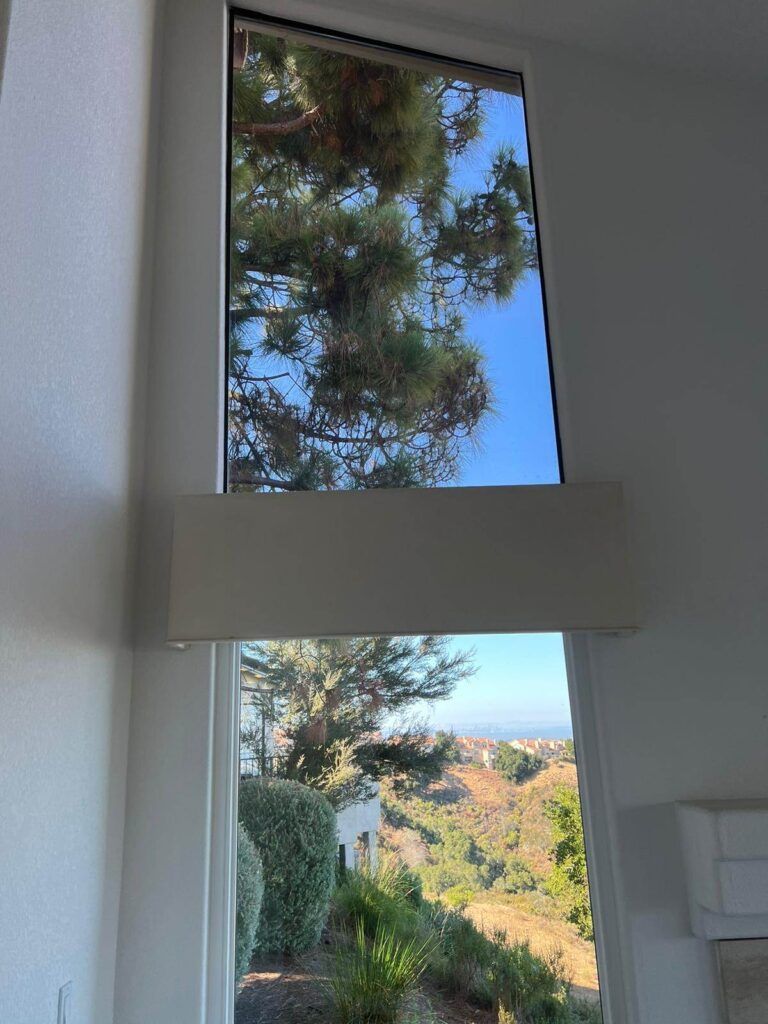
[239,777,338,954]
[235,822,264,981]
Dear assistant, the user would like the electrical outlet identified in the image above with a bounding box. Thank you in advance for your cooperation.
[57,982,72,1024]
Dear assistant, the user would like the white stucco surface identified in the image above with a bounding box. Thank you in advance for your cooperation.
[337,791,381,844]
[0,1,157,1021]
[2,2,768,1023]
[113,6,768,1023]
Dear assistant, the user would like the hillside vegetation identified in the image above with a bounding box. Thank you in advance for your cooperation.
[380,761,599,1000]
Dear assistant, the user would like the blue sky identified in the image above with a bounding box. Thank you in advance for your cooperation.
[418,89,572,734]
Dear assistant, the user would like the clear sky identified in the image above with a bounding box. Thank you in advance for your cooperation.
[418,88,572,735]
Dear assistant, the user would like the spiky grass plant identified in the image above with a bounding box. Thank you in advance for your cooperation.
[333,861,424,946]
[327,919,431,1024]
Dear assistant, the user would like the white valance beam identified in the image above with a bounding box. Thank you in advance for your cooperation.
[167,483,637,643]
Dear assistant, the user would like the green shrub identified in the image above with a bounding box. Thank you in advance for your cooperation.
[376,860,424,909]
[489,936,570,1023]
[442,885,475,910]
[334,863,422,946]
[239,777,337,954]
[418,852,487,895]
[327,919,431,1024]
[568,995,603,1024]
[492,856,537,895]
[495,744,543,784]
[423,905,570,1021]
[235,823,264,981]
[335,865,573,1024]
[545,786,594,941]
[426,904,495,1006]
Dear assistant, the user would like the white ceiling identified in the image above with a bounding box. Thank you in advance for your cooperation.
[299,0,768,85]
[415,0,768,83]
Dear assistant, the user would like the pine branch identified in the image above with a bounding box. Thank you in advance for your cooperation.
[230,305,311,321]
[228,472,302,491]
[233,103,323,137]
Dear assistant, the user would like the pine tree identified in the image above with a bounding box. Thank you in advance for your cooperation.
[228,29,537,491]
[241,636,474,808]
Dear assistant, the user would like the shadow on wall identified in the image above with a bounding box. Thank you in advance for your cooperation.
[616,802,689,918]
[616,802,723,1018]
[0,0,11,101]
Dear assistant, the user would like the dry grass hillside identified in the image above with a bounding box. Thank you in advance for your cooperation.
[466,899,599,999]
[381,761,579,878]
[380,760,599,1003]
[513,760,578,877]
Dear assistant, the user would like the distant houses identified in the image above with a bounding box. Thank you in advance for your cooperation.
[452,734,568,768]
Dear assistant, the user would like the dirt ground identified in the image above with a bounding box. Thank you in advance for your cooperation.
[234,942,497,1024]
[235,945,331,1023]
[234,935,595,1024]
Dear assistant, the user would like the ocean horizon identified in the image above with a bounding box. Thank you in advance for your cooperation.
[433,722,573,741]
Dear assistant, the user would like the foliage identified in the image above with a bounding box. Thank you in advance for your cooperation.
[376,859,425,910]
[545,786,594,941]
[562,740,576,762]
[442,884,475,910]
[229,30,537,493]
[433,730,462,764]
[569,996,603,1024]
[427,905,496,1005]
[334,864,573,1023]
[333,861,428,954]
[238,777,337,953]
[328,918,431,1024]
[492,856,537,895]
[381,789,520,897]
[495,743,543,784]
[426,905,571,1022]
[490,937,570,1024]
[241,636,474,808]
[235,823,264,982]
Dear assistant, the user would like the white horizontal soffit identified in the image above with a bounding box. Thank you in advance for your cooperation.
[168,483,637,643]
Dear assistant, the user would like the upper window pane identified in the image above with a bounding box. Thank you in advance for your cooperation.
[227,24,559,492]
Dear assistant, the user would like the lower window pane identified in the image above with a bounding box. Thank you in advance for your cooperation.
[235,633,602,1023]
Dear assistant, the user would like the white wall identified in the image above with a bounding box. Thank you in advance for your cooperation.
[110,2,768,1023]
[113,0,228,1020]
[337,789,381,848]
[0,1,158,1021]
[532,46,768,1024]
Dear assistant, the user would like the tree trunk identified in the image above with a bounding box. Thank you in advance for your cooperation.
[228,472,301,491]
[232,29,249,70]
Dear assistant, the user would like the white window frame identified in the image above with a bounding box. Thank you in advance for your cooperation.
[214,10,635,1021]
[123,4,639,1023]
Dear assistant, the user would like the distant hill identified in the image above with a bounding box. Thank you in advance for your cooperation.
[380,760,600,1001]
[380,759,578,882]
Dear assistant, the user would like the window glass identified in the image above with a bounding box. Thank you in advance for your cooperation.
[227,23,559,492]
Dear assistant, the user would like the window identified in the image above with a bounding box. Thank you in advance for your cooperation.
[223,15,607,1024]
[226,19,559,493]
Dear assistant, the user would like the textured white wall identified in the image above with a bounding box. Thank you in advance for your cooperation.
[111,3,768,1023]
[0,1,158,1021]
[531,47,768,1023]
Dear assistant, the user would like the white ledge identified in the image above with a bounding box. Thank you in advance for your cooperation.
[677,800,768,939]
[167,482,637,643]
